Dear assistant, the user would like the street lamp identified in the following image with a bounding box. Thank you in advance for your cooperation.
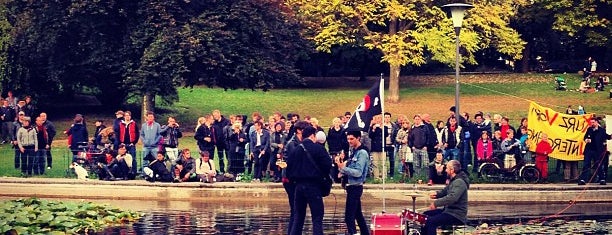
[442,3,473,121]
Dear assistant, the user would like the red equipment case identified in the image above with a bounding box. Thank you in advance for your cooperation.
[370,212,406,235]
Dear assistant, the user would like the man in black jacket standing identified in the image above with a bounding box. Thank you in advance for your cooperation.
[286,126,332,235]
[579,118,611,185]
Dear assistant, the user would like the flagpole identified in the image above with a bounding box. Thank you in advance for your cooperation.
[380,73,386,212]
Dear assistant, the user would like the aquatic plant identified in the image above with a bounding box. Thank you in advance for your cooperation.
[0,198,142,234]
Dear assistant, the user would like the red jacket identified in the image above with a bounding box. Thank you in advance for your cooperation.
[118,120,139,145]
[535,140,553,162]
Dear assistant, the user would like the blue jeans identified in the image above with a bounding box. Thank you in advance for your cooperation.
[422,209,464,235]
[291,182,324,235]
[445,148,459,161]
[20,147,35,175]
[413,148,429,175]
[126,144,137,174]
[33,149,46,175]
[345,185,369,235]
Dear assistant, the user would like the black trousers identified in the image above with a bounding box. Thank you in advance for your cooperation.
[345,185,369,235]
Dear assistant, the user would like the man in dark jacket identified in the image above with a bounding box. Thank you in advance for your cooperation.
[286,126,332,235]
[422,160,470,235]
[212,110,230,173]
[145,151,174,182]
[40,113,56,169]
[409,115,430,175]
[282,120,310,235]
[579,118,611,185]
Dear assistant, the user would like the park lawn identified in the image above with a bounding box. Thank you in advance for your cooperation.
[0,73,609,181]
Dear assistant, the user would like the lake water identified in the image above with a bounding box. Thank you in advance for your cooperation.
[94,199,612,234]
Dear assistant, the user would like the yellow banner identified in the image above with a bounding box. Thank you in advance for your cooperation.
[527,102,593,161]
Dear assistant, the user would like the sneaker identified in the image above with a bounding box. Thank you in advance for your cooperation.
[578,180,586,185]
[428,180,433,186]
[600,180,606,185]
[173,178,180,183]
[47,166,51,170]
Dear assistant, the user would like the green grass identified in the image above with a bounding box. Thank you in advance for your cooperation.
[0,73,609,182]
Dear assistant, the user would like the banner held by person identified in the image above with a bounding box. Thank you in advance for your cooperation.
[344,78,384,132]
[527,102,593,161]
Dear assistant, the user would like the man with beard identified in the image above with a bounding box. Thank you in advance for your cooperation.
[422,160,469,235]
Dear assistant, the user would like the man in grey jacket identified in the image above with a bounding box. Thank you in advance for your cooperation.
[140,111,162,171]
[422,160,469,235]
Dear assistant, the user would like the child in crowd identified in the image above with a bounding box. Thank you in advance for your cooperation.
[476,131,493,177]
[428,150,447,186]
[534,133,553,182]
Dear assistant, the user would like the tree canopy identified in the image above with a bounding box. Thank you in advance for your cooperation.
[286,0,526,102]
[0,0,306,107]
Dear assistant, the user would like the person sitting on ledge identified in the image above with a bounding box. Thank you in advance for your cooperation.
[173,148,196,182]
[195,151,217,183]
[107,144,133,180]
[422,160,470,235]
[144,150,174,183]
[428,150,447,186]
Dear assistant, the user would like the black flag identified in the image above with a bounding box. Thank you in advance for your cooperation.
[345,79,383,132]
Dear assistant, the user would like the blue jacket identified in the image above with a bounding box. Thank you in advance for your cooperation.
[340,145,369,186]
[140,122,162,148]
[249,130,270,154]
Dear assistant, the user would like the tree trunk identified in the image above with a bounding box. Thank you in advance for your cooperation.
[388,64,400,103]
[142,93,155,123]
[521,43,531,73]
[386,17,400,103]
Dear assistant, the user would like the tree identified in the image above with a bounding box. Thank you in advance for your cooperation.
[544,0,611,48]
[286,0,525,102]
[0,0,11,85]
[2,0,307,114]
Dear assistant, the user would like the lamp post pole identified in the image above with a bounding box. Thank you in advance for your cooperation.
[454,27,461,118]
[442,3,473,119]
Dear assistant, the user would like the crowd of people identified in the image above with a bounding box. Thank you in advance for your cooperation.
[3,90,609,187]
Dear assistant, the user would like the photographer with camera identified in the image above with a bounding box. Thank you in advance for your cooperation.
[161,116,182,168]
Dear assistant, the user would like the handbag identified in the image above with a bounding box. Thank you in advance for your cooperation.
[404,146,414,163]
[405,151,414,163]
[300,144,333,197]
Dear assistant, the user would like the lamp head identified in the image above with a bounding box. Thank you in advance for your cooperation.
[442,3,473,28]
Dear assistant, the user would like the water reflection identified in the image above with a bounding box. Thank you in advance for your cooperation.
[97,200,612,235]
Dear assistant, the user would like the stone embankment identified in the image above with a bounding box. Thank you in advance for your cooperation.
[1,177,610,204]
